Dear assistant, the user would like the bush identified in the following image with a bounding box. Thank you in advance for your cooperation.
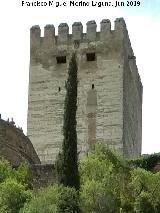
[80,179,119,213]
[0,178,32,213]
[79,144,126,212]
[129,153,160,171]
[21,184,79,213]
[0,160,12,183]
[134,192,154,213]
[0,160,30,187]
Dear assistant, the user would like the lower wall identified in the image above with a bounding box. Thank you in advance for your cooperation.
[29,164,56,187]
[0,119,40,166]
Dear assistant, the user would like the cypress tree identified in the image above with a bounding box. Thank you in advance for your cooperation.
[60,53,80,191]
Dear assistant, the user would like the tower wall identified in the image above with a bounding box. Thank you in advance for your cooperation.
[122,22,143,158]
[27,18,142,163]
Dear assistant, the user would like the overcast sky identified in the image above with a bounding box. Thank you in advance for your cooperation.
[0,0,160,154]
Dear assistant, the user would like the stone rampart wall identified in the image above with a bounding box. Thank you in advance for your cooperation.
[29,164,56,187]
[0,118,40,166]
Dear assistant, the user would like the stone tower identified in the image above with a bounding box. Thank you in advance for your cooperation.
[27,18,143,164]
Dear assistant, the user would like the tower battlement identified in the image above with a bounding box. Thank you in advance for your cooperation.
[30,18,127,49]
[28,18,142,164]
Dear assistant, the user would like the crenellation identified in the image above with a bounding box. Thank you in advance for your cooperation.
[114,18,127,41]
[30,25,41,48]
[58,23,69,44]
[44,25,55,37]
[30,19,129,52]
[72,22,83,41]
[100,19,111,40]
[86,20,97,41]
[30,25,41,34]
[114,17,126,30]
[42,25,55,49]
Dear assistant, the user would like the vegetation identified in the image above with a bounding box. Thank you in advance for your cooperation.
[129,153,160,171]
[1,146,160,212]
[78,144,160,212]
[0,160,32,213]
[57,53,79,191]
[21,184,78,213]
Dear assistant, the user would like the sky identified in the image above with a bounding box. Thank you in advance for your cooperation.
[0,0,160,154]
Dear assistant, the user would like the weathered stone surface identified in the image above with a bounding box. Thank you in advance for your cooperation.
[0,119,40,166]
[29,164,56,187]
[27,18,143,164]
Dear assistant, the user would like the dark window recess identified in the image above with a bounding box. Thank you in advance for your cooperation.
[86,53,96,61]
[58,87,61,92]
[92,84,94,89]
[56,56,66,64]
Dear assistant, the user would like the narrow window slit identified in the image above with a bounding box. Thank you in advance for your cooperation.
[74,40,80,49]
[92,84,94,89]
[58,87,61,92]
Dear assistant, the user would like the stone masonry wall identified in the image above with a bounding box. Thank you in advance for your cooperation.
[29,164,56,187]
[27,18,142,163]
[122,24,142,158]
[0,119,40,166]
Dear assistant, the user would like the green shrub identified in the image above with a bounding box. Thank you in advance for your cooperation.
[0,160,30,187]
[21,184,79,213]
[134,192,154,213]
[0,160,13,183]
[80,179,119,213]
[129,153,160,171]
[0,178,32,213]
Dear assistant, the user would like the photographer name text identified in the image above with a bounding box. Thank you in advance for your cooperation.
[21,0,141,7]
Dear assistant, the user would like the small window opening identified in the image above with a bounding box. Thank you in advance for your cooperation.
[19,145,23,149]
[92,84,94,89]
[58,87,61,92]
[74,40,80,49]
[56,56,66,64]
[86,53,96,61]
